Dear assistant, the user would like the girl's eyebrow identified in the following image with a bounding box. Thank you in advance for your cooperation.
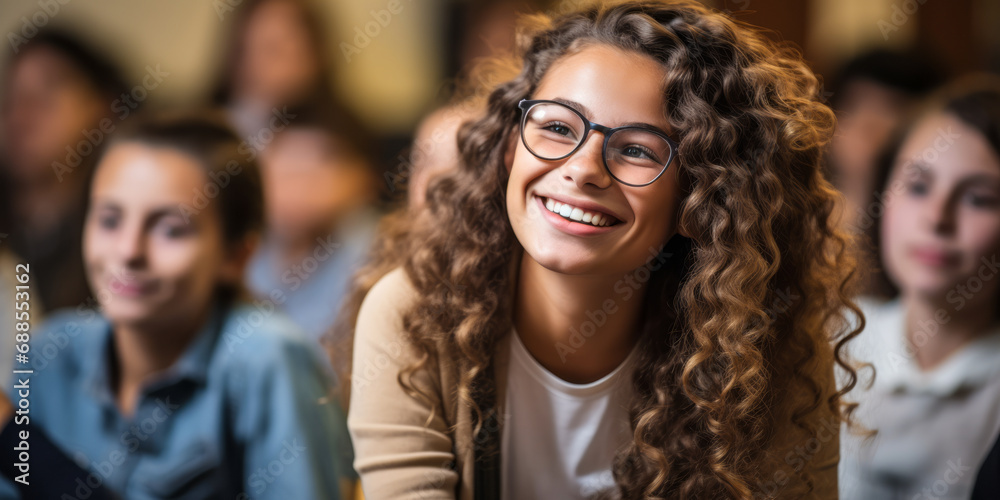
[901,161,933,178]
[91,199,122,211]
[551,97,672,137]
[959,173,1000,189]
[551,97,594,117]
[90,200,191,220]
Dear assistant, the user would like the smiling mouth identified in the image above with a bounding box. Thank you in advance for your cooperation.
[539,196,621,227]
[109,277,157,295]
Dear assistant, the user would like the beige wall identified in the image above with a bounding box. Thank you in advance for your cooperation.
[0,0,446,134]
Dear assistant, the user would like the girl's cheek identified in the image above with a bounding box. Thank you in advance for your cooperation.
[965,216,1000,260]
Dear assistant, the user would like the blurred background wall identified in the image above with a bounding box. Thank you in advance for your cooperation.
[1,0,996,139]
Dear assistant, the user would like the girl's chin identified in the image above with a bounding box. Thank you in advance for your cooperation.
[525,247,607,275]
[903,280,964,300]
[101,303,160,326]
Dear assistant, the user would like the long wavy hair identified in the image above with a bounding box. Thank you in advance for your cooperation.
[334,1,865,497]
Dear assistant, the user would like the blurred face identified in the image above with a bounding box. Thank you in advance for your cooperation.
[237,0,319,105]
[831,80,909,181]
[2,46,108,181]
[261,128,373,239]
[84,143,240,328]
[882,112,1000,300]
[506,44,685,275]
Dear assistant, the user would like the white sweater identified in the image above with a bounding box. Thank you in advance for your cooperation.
[839,297,1000,500]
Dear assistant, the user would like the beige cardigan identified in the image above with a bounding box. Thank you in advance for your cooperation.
[347,267,840,499]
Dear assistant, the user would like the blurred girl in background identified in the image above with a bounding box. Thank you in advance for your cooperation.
[210,0,341,139]
[247,103,381,355]
[0,114,354,499]
[840,77,1000,499]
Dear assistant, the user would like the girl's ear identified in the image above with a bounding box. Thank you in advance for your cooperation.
[503,129,518,172]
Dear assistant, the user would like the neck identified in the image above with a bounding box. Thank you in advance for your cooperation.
[513,252,646,384]
[901,290,998,371]
[112,305,211,416]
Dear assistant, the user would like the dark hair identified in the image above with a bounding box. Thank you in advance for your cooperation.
[280,100,376,166]
[7,28,128,101]
[867,75,1000,300]
[209,0,335,108]
[101,112,266,246]
[831,48,946,105]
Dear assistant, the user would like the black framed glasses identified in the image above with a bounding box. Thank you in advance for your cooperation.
[517,99,678,187]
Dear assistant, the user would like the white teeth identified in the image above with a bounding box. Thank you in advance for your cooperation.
[540,197,615,227]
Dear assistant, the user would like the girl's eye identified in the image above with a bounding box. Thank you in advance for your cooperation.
[621,145,659,162]
[156,219,193,239]
[905,181,929,196]
[965,192,1000,208]
[543,123,573,137]
[97,214,119,230]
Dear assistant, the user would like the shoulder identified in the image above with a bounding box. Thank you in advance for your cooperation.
[30,308,108,372]
[214,303,324,376]
[351,267,432,393]
[355,266,420,342]
[361,267,418,314]
[38,307,108,337]
[355,268,420,339]
[8,308,107,405]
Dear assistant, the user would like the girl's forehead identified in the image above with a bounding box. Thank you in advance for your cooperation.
[899,112,1000,179]
[93,143,209,205]
[536,45,670,129]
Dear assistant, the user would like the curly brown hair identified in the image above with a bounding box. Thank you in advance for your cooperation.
[334,1,865,497]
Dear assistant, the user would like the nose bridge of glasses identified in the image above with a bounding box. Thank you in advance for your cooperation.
[575,122,608,159]
[588,122,615,137]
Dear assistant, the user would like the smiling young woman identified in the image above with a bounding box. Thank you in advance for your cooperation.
[0,114,355,499]
[340,1,864,499]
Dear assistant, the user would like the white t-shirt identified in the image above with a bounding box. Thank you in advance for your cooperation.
[500,329,637,500]
[839,297,1000,500]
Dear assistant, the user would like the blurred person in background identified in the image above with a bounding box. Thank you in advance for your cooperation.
[247,102,381,364]
[828,48,944,234]
[839,76,1000,500]
[406,100,482,211]
[210,0,340,140]
[0,114,354,499]
[0,29,128,314]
